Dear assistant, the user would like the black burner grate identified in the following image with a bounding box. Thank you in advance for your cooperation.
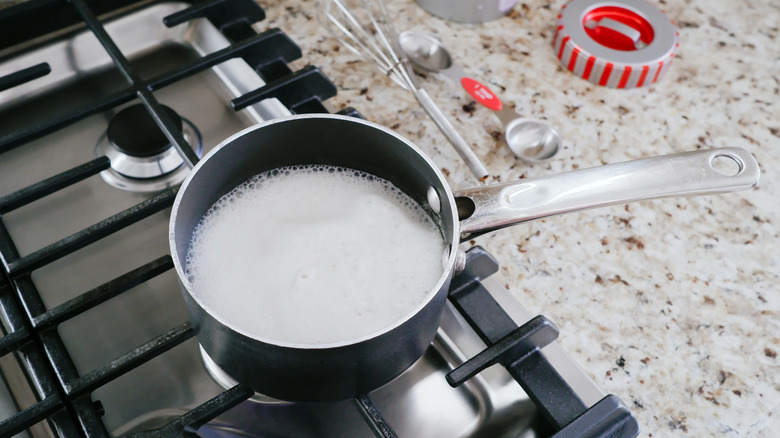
[0,1,638,437]
[0,0,340,435]
[447,247,639,438]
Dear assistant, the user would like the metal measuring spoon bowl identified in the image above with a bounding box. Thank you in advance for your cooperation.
[504,118,560,162]
[399,31,453,72]
[399,30,561,163]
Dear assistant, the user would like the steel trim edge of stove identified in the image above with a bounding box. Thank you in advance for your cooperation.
[0,0,639,437]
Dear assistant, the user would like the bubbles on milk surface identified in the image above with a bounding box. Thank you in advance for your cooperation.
[185,165,446,345]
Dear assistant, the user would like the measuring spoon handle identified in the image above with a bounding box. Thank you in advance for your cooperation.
[444,64,503,112]
[460,77,503,112]
[414,87,490,181]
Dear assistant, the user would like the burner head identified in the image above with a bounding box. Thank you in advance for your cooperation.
[96,103,201,193]
[199,345,284,404]
[107,104,183,157]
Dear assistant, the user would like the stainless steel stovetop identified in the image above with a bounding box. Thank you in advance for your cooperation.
[0,1,621,436]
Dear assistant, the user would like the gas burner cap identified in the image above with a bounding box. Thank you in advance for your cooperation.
[108,104,183,158]
[553,0,679,89]
[96,104,202,193]
[199,345,289,405]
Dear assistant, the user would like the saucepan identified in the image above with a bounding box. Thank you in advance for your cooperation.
[169,114,758,402]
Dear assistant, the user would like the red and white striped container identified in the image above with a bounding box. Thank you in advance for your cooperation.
[553,0,679,89]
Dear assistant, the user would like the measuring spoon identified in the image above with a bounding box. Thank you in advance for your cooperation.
[399,31,561,163]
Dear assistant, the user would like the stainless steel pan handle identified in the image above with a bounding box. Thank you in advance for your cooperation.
[455,147,760,238]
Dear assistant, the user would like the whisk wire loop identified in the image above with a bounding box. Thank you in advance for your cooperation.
[318,0,412,89]
[317,0,489,180]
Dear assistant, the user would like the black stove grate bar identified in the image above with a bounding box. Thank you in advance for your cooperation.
[0,282,31,356]
[148,28,301,90]
[127,384,255,438]
[336,106,363,119]
[0,393,62,437]
[0,325,29,356]
[40,336,107,436]
[69,0,200,168]
[217,29,302,77]
[163,0,227,28]
[0,63,51,93]
[32,256,174,329]
[230,65,338,112]
[66,322,194,398]
[553,395,638,438]
[5,188,177,276]
[446,248,515,345]
[71,398,111,438]
[16,275,92,382]
[166,0,266,35]
[0,90,133,155]
[353,394,399,438]
[445,315,559,386]
[0,224,22,271]
[448,246,639,437]
[0,157,110,215]
[0,276,83,436]
[506,344,587,429]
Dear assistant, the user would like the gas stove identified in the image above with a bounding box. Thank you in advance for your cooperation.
[0,1,637,436]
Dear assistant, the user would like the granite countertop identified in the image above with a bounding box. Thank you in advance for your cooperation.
[257,0,778,435]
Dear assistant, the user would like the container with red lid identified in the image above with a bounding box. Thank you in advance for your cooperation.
[553,0,679,89]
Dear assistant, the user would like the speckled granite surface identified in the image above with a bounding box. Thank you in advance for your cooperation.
[256,0,778,435]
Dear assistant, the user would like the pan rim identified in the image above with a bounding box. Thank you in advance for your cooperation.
[169,113,460,350]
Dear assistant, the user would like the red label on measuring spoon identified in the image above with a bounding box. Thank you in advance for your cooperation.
[460,77,503,112]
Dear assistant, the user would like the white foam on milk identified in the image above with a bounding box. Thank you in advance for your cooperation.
[185,165,446,345]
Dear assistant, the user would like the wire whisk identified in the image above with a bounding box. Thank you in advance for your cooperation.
[318,0,489,181]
